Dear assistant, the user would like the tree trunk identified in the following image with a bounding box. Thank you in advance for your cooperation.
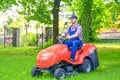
[25,23,29,35]
[81,0,93,43]
[53,0,61,44]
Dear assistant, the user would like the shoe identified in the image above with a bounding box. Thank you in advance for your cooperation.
[70,58,74,62]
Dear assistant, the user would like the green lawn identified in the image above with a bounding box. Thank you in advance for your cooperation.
[0,44,120,80]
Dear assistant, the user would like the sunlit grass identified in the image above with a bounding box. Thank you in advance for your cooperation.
[0,44,120,80]
[0,46,4,48]
[96,43,120,48]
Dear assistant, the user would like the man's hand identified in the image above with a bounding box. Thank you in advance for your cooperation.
[56,36,63,40]
[66,36,71,40]
[66,34,79,40]
[61,34,65,37]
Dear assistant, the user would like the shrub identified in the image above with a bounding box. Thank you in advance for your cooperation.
[42,39,53,48]
[21,33,37,46]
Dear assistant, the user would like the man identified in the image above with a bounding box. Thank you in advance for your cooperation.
[61,14,83,62]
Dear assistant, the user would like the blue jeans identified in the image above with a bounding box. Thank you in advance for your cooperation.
[63,39,83,59]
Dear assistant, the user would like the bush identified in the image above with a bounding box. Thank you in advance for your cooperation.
[21,33,37,46]
[42,39,53,48]
[89,30,100,42]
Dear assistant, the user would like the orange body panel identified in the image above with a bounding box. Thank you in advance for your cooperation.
[36,44,96,68]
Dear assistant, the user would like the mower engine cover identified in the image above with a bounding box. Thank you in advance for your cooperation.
[36,44,70,68]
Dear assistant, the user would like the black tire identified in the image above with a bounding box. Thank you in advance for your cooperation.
[31,66,42,77]
[54,68,66,79]
[78,59,92,73]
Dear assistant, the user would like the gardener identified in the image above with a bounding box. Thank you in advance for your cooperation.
[61,14,83,62]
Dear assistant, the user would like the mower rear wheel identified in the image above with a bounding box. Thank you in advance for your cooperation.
[32,66,42,77]
[78,59,92,73]
[54,68,66,79]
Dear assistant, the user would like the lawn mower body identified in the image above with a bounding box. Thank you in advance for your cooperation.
[32,43,99,79]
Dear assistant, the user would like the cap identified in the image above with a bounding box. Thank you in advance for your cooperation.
[70,14,77,19]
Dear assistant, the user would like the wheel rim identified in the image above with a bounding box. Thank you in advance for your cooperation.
[59,72,65,79]
[85,62,91,72]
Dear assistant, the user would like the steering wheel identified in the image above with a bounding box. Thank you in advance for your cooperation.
[57,36,66,44]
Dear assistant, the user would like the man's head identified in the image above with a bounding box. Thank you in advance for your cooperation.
[70,15,78,24]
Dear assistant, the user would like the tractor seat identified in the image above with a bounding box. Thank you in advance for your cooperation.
[68,46,82,51]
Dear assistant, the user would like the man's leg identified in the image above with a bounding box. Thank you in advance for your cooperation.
[63,40,72,48]
[71,40,83,60]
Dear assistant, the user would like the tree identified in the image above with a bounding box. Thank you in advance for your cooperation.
[81,0,93,42]
[18,0,53,24]
[52,0,61,44]
[0,0,16,11]
[91,0,105,41]
[52,0,72,44]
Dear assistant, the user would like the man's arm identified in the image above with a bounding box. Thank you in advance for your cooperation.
[61,27,69,37]
[67,26,82,39]
[69,33,79,39]
[66,33,79,39]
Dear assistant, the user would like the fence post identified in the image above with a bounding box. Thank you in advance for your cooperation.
[4,27,5,47]
[12,28,20,47]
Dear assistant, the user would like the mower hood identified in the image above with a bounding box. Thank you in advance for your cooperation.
[38,44,67,56]
[36,44,68,68]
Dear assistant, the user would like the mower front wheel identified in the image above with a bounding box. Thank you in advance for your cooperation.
[54,68,66,79]
[31,66,42,77]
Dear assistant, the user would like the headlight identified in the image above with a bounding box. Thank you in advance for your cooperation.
[42,59,47,64]
[41,56,49,64]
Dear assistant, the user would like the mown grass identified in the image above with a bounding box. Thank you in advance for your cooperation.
[0,44,120,80]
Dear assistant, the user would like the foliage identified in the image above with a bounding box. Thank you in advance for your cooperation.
[0,0,16,11]
[20,33,37,46]
[42,39,53,48]
[90,0,105,42]
[80,0,93,42]
[69,0,120,42]
[10,15,26,28]
[18,0,53,25]
[69,0,82,19]
[0,0,53,25]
